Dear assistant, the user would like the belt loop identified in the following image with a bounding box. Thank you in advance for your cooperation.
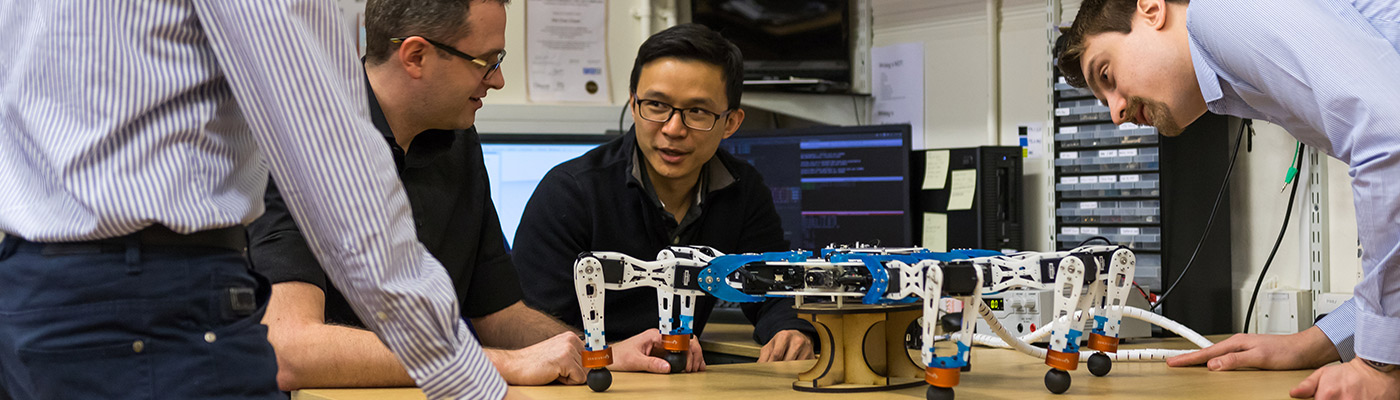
[124,234,142,274]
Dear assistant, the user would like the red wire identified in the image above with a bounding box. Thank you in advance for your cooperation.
[1133,282,1153,303]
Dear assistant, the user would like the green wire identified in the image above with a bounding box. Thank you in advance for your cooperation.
[1284,141,1302,186]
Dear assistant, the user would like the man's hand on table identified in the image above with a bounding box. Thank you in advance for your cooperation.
[610,329,705,373]
[758,329,814,362]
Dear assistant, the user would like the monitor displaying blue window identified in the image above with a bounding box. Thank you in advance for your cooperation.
[719,124,912,249]
[480,134,615,249]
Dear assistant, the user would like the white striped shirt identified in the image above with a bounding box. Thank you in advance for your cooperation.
[0,1,505,398]
[1188,0,1400,364]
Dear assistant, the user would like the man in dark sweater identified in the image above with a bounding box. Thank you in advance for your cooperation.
[246,0,588,390]
[512,24,817,373]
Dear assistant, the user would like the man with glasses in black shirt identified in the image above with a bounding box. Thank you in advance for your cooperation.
[245,0,586,390]
[512,24,818,373]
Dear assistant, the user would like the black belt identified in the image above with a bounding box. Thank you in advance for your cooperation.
[5,225,247,253]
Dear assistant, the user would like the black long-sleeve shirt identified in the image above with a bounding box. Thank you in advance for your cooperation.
[245,81,520,329]
[511,130,815,345]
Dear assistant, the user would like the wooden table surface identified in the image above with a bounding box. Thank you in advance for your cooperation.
[293,334,1316,400]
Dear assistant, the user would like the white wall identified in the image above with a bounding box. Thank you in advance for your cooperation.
[872,0,997,149]
[996,4,1058,261]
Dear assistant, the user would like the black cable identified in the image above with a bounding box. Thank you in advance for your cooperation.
[1076,236,1113,247]
[1243,146,1304,334]
[853,96,862,125]
[617,102,629,135]
[1150,119,1250,311]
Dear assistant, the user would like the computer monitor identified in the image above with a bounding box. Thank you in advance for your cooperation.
[689,0,855,93]
[480,133,616,249]
[719,124,912,249]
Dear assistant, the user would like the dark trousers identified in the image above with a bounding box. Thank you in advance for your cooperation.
[0,237,284,400]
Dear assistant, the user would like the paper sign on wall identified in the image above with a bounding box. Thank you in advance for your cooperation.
[872,43,926,149]
[922,213,948,252]
[1018,123,1045,159]
[947,169,977,211]
[526,0,610,103]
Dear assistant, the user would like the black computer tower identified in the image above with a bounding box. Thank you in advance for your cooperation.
[912,146,1024,252]
[1157,113,1237,335]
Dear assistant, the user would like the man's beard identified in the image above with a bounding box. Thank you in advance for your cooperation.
[1127,96,1184,136]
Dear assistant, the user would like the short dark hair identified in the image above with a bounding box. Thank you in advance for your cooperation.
[364,0,509,65]
[629,23,744,110]
[1054,0,1188,88]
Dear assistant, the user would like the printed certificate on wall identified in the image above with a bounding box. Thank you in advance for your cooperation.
[526,0,610,103]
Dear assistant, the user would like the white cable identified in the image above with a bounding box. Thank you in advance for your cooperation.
[1064,306,1211,348]
[1119,305,1213,348]
[968,333,1195,361]
[968,304,1214,362]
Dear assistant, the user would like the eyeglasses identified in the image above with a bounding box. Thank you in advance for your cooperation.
[633,98,731,131]
[389,36,506,79]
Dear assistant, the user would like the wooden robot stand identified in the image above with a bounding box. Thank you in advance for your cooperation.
[792,302,926,393]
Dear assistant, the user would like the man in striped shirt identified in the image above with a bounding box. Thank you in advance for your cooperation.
[0,1,519,399]
[1056,0,1400,398]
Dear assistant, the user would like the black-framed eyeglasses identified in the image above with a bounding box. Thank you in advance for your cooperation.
[390,36,506,79]
[633,98,731,131]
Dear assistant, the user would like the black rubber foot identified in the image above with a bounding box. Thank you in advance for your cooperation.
[927,385,955,400]
[1088,352,1112,377]
[1045,368,1071,394]
[587,368,612,392]
[665,351,687,373]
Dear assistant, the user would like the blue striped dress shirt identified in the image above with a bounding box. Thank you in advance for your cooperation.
[0,1,505,398]
[1187,0,1400,364]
